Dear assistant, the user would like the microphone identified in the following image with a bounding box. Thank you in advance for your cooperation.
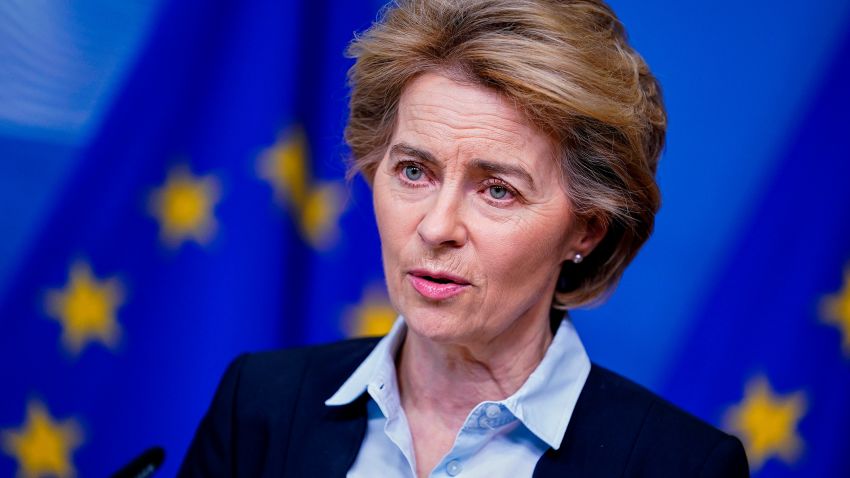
[110,446,165,478]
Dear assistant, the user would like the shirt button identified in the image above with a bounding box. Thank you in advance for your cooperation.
[485,404,501,418]
[446,459,463,476]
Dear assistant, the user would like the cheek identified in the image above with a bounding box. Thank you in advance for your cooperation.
[477,215,569,287]
[375,196,404,249]
[373,178,419,272]
[373,174,397,242]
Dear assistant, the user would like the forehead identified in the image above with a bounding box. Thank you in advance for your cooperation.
[393,72,556,169]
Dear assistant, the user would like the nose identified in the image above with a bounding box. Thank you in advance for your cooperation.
[417,186,468,248]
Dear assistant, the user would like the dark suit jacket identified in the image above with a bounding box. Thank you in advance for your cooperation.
[179,337,749,477]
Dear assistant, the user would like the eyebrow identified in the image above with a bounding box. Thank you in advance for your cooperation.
[469,158,536,191]
[389,142,536,191]
[389,143,439,167]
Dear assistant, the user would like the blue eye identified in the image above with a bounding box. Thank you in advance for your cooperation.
[403,165,423,181]
[489,185,508,199]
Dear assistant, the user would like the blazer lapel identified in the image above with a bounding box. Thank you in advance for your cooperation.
[289,398,368,477]
[532,365,652,478]
[283,339,377,477]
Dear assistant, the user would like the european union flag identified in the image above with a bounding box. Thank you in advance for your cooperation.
[0,0,388,475]
[3,0,848,476]
[661,27,850,477]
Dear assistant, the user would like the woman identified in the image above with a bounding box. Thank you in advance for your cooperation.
[180,0,749,476]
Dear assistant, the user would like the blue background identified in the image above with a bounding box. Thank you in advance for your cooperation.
[1,0,848,476]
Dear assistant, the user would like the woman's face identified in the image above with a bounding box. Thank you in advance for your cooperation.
[373,72,586,346]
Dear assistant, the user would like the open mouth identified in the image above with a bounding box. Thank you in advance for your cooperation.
[421,275,455,284]
[409,270,470,285]
[408,270,471,300]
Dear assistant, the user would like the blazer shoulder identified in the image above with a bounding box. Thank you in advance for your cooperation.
[584,364,718,431]
[179,337,380,477]
[235,336,382,407]
[240,337,382,380]
[543,364,748,477]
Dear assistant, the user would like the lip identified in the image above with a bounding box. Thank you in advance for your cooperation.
[407,269,471,300]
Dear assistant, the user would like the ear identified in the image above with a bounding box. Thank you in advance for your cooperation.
[563,215,608,262]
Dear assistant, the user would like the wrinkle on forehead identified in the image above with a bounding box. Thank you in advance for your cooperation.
[398,74,538,148]
[393,73,560,185]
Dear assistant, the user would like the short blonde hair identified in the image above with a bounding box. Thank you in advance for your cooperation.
[345,0,666,308]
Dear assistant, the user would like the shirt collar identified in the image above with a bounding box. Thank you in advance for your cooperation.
[325,315,590,450]
[501,317,590,449]
[325,317,407,407]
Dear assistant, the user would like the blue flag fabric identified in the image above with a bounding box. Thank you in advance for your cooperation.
[0,0,388,476]
[661,26,850,478]
[2,0,849,476]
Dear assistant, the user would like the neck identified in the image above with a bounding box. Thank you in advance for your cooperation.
[396,313,554,428]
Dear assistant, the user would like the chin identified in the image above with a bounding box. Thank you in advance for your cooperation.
[402,306,476,344]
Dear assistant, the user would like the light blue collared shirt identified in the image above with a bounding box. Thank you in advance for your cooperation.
[325,317,591,478]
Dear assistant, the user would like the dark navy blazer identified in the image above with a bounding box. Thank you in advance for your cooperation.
[179,337,749,477]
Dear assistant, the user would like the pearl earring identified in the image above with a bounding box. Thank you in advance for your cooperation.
[573,253,583,264]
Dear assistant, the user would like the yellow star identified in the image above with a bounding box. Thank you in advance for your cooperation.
[820,266,850,356]
[345,284,397,337]
[301,183,344,248]
[1,399,84,478]
[722,375,807,470]
[45,261,124,355]
[148,165,220,248]
[257,128,345,249]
